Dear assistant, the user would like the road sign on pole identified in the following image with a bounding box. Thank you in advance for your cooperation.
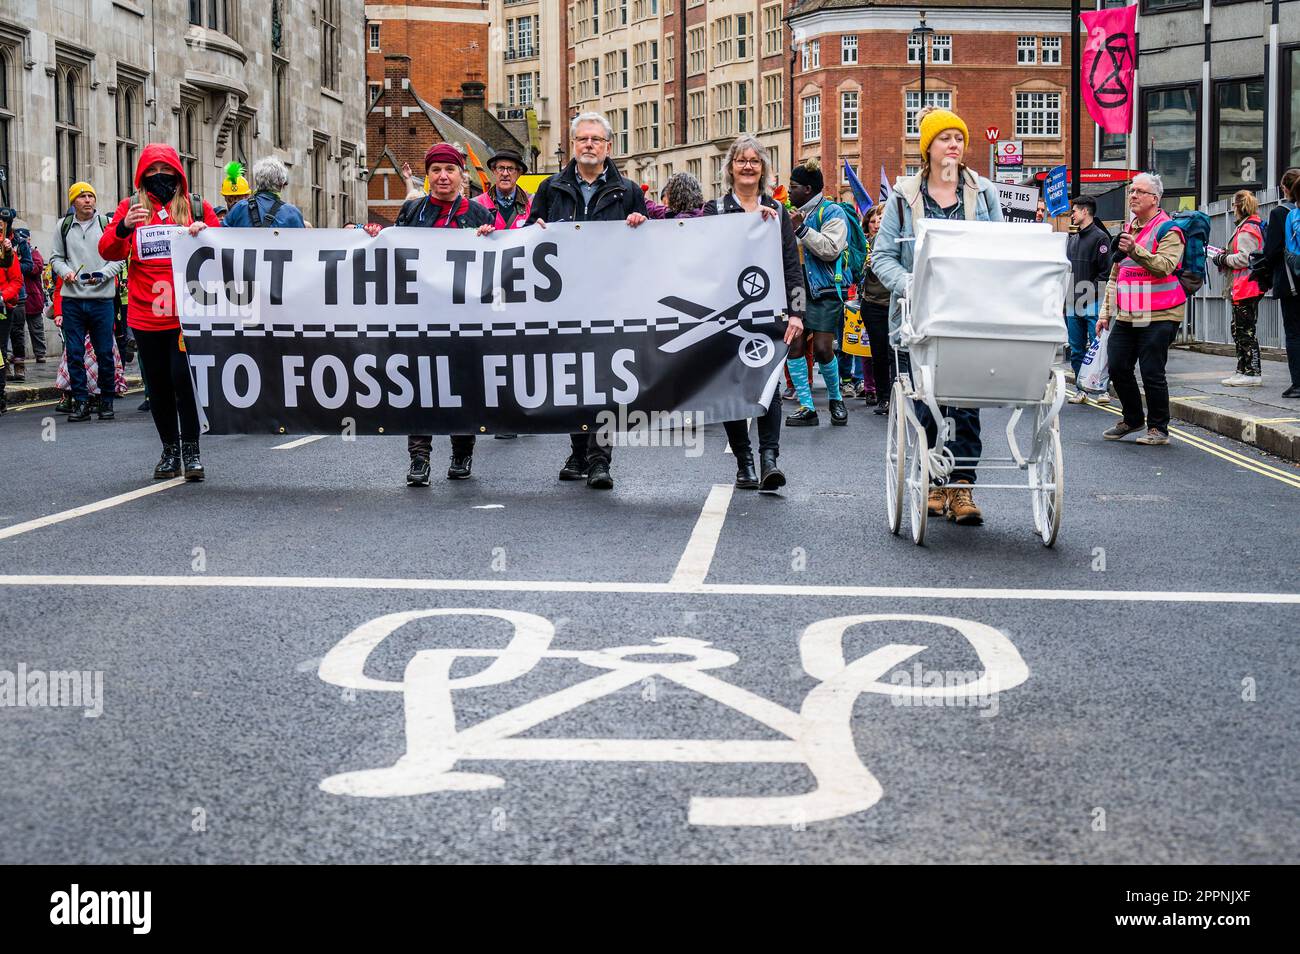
[985,127,1000,143]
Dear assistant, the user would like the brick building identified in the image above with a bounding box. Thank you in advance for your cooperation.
[364,1,490,110]
[788,0,1095,198]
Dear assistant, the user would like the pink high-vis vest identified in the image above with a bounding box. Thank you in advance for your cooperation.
[1116,209,1187,315]
[1229,215,1264,302]
[473,189,531,230]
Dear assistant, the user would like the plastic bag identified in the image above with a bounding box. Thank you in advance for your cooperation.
[1076,323,1111,394]
[841,304,872,357]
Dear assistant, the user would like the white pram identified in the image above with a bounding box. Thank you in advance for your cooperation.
[885,219,1070,546]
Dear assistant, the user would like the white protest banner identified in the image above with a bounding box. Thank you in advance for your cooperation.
[172,216,790,434]
[995,182,1040,223]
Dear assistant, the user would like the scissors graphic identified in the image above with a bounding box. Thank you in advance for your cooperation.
[657,266,776,368]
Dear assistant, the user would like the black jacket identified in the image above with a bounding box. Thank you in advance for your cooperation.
[1261,201,1297,299]
[525,158,647,224]
[704,193,805,320]
[1066,218,1113,314]
[394,193,494,229]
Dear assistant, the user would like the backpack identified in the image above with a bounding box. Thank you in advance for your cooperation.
[817,199,868,300]
[246,193,286,228]
[1284,206,1300,281]
[59,212,109,245]
[1156,209,1211,295]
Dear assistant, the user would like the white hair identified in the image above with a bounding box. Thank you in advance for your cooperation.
[252,156,290,193]
[569,111,613,142]
[1132,172,1164,199]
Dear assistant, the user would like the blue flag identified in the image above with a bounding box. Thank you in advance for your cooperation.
[1044,165,1069,217]
[843,159,873,215]
[880,165,892,202]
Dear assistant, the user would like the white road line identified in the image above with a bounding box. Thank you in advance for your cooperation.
[0,480,187,542]
[670,484,735,586]
[272,435,327,450]
[1,573,1297,604]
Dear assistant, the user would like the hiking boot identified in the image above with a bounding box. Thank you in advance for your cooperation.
[734,451,759,489]
[946,482,983,525]
[927,487,947,516]
[558,453,588,480]
[180,441,204,481]
[828,400,849,426]
[759,449,786,491]
[786,406,819,427]
[586,461,613,489]
[406,457,431,486]
[1103,422,1141,441]
[67,400,92,422]
[1134,428,1170,446]
[840,379,858,399]
[447,453,473,479]
[154,442,181,479]
[97,400,115,421]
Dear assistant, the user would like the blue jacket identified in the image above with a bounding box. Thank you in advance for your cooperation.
[871,167,1003,338]
[223,191,306,229]
[797,196,849,298]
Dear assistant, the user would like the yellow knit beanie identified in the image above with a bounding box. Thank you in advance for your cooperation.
[918,108,970,162]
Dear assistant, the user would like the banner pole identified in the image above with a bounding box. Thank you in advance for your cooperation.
[1071,0,1081,199]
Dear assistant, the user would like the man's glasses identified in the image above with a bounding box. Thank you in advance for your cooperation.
[1129,189,1156,198]
[575,136,609,145]
[495,167,520,175]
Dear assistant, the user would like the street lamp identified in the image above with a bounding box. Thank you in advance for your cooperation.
[910,11,934,104]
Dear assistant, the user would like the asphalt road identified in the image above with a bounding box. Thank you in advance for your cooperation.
[0,387,1296,863]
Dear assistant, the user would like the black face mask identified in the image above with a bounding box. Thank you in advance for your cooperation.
[142,172,179,205]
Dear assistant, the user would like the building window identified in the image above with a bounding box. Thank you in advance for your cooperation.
[841,90,858,138]
[55,64,84,209]
[518,72,534,106]
[665,95,675,147]
[1040,36,1061,65]
[802,93,820,143]
[905,164,921,176]
[233,116,251,167]
[338,141,356,225]
[368,82,381,105]
[0,48,14,191]
[1098,128,1126,163]
[1286,46,1300,171]
[273,55,289,147]
[517,15,535,57]
[688,90,706,142]
[312,134,329,227]
[714,82,733,137]
[1015,90,1061,137]
[1017,36,1037,65]
[507,75,516,107]
[907,34,923,64]
[763,4,782,57]
[191,0,231,35]
[650,41,658,80]
[711,155,723,194]
[904,89,950,137]
[687,158,702,184]
[114,81,141,204]
[368,22,380,51]
[688,27,706,75]
[178,98,200,191]
[762,73,783,132]
[616,107,628,154]
[800,38,820,71]
[1213,77,1265,197]
[665,34,674,76]
[320,0,340,91]
[931,35,951,64]
[1141,84,1200,203]
[841,35,858,65]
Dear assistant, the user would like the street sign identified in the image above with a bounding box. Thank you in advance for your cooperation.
[1032,168,1139,184]
[985,127,1000,143]
[995,140,1024,167]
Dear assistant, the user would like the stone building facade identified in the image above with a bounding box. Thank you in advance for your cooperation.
[0,0,367,249]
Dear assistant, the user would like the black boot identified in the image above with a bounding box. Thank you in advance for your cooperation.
[406,456,431,486]
[68,400,92,422]
[873,396,890,416]
[829,399,849,426]
[759,449,786,491]
[447,452,473,479]
[181,441,204,481]
[98,400,115,421]
[559,453,588,480]
[786,406,819,427]
[734,451,759,489]
[586,460,613,489]
[154,442,182,479]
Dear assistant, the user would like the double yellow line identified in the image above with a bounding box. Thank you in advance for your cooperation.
[1084,398,1300,490]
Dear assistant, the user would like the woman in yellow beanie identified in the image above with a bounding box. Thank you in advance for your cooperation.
[871,105,1004,527]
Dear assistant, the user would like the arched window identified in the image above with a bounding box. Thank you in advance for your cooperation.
[179,101,199,191]
[0,48,14,188]
[116,80,142,202]
[55,64,84,211]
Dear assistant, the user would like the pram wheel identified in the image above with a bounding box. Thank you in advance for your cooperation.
[885,381,906,535]
[1030,422,1063,547]
[906,417,929,546]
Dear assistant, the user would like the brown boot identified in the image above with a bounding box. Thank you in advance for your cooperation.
[927,487,947,516]
[946,481,983,525]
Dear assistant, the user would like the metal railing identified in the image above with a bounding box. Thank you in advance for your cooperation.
[1187,188,1285,349]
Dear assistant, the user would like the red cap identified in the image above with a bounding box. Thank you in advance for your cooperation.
[424,143,465,170]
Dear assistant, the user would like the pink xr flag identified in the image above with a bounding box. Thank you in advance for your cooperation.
[1080,4,1138,134]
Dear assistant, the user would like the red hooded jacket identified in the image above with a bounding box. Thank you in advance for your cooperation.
[0,252,21,308]
[98,143,221,332]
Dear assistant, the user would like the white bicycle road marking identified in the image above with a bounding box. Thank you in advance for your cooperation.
[0,573,1296,603]
[670,484,735,586]
[0,480,186,542]
[316,609,1030,826]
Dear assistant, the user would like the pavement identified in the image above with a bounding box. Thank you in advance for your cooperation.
[2,313,144,405]
[0,380,1296,863]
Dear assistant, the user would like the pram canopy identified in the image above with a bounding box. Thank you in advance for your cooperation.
[909,219,1069,345]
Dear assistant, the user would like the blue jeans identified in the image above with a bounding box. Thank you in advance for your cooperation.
[61,298,117,402]
[1065,308,1098,383]
[897,351,982,484]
